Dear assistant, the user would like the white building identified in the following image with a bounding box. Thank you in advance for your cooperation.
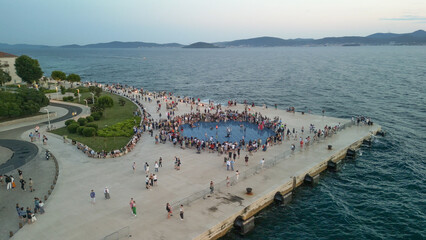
[0,51,22,85]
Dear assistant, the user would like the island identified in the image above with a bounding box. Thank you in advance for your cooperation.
[183,42,221,48]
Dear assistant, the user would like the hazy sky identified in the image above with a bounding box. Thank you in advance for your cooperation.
[1,0,425,45]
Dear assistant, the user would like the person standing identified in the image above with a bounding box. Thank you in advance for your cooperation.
[18,169,23,180]
[39,201,45,214]
[11,176,16,189]
[90,190,96,204]
[132,162,136,174]
[230,159,235,171]
[20,178,26,191]
[260,158,265,169]
[26,207,32,224]
[179,205,184,220]
[235,170,240,182]
[166,203,173,218]
[245,155,249,166]
[132,201,137,217]
[226,176,230,187]
[29,178,34,192]
[5,175,11,190]
[104,187,110,199]
[159,157,162,167]
[210,181,214,194]
[155,161,159,172]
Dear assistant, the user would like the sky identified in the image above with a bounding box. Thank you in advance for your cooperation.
[1,0,425,45]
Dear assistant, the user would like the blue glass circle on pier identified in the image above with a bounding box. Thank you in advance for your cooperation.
[179,121,275,143]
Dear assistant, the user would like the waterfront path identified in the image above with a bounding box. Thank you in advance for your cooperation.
[8,95,379,240]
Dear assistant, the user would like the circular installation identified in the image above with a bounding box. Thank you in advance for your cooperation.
[180,121,275,144]
[0,139,38,175]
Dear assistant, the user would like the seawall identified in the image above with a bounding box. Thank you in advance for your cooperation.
[195,124,381,240]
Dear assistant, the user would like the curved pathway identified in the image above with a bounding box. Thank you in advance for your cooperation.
[0,102,83,173]
[0,101,85,239]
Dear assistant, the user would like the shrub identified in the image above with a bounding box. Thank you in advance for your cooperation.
[77,126,85,135]
[90,105,103,113]
[86,123,98,130]
[86,116,94,122]
[77,117,88,126]
[91,111,102,121]
[63,96,74,101]
[97,117,140,137]
[83,127,96,137]
[65,119,76,126]
[118,98,126,106]
[67,123,80,133]
[97,96,114,108]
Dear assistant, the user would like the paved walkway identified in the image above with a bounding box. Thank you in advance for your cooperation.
[0,102,89,240]
[5,95,379,240]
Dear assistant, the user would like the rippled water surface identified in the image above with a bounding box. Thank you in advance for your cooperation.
[8,46,426,239]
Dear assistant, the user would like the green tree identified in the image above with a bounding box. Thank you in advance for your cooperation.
[0,69,12,86]
[14,55,43,84]
[51,71,66,81]
[67,73,81,82]
[96,95,114,108]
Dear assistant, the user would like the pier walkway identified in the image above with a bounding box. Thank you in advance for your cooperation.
[6,95,379,240]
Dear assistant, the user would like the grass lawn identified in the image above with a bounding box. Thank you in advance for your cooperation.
[51,92,138,152]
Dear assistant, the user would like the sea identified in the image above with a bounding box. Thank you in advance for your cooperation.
[6,46,426,239]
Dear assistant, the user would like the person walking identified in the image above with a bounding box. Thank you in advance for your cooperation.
[210,181,214,194]
[90,190,96,204]
[129,198,134,215]
[179,205,184,221]
[166,203,173,218]
[226,176,230,187]
[5,175,11,190]
[260,158,265,169]
[235,170,240,182]
[104,187,110,199]
[132,162,136,174]
[245,155,249,166]
[159,157,162,167]
[132,201,137,217]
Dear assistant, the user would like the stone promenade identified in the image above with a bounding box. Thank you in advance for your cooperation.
[3,96,378,240]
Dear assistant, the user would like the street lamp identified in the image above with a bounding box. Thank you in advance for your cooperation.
[44,108,51,130]
[90,92,95,104]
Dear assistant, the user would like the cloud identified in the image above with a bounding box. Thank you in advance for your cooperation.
[381,15,426,21]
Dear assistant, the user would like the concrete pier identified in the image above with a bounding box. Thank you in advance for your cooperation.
[3,91,380,240]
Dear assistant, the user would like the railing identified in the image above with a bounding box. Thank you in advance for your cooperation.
[170,121,355,209]
[103,226,130,240]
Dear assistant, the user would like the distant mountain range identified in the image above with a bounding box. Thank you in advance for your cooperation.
[1,30,425,49]
[183,42,221,48]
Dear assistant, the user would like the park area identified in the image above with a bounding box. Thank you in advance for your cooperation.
[51,91,140,152]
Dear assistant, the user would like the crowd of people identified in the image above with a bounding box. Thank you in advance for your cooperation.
[1,169,44,225]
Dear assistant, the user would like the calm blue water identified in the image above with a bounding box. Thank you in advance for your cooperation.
[180,121,275,143]
[6,46,426,239]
